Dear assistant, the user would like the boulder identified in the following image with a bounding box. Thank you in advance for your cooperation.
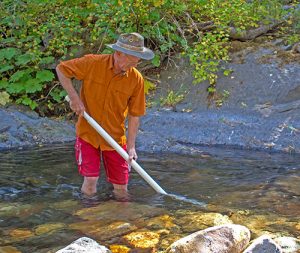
[243,235,282,253]
[166,224,250,253]
[56,237,111,253]
[274,236,300,253]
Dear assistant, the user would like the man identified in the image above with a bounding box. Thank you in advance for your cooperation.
[56,32,154,200]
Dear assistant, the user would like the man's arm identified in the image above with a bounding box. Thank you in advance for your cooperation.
[127,115,140,161]
[56,66,85,115]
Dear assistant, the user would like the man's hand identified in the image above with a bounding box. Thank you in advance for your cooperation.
[127,147,138,163]
[69,96,85,116]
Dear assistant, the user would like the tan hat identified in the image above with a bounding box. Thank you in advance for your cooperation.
[106,32,154,60]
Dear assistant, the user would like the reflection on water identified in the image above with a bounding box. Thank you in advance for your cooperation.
[0,144,299,252]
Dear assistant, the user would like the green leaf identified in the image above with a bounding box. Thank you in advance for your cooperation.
[17,96,38,110]
[0,65,14,73]
[0,91,10,106]
[24,79,43,93]
[0,80,9,89]
[7,82,25,94]
[15,54,34,66]
[39,56,55,65]
[0,48,20,61]
[151,54,160,67]
[36,70,54,82]
[9,70,31,83]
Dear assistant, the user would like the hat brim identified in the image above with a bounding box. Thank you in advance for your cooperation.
[106,44,155,60]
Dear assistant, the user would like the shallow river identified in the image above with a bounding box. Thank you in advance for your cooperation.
[0,144,299,252]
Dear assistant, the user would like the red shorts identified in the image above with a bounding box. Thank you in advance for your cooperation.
[74,137,129,185]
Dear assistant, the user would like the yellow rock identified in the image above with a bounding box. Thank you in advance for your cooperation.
[110,245,131,253]
[123,231,160,249]
[52,200,79,211]
[34,222,65,235]
[9,229,34,239]
[174,210,233,232]
[146,214,180,232]
[74,201,164,223]
[0,246,22,253]
[69,220,137,241]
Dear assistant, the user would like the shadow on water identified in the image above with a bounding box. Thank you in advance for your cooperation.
[0,144,299,252]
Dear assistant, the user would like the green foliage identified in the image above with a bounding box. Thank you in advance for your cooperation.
[0,91,10,106]
[160,85,187,108]
[0,0,291,114]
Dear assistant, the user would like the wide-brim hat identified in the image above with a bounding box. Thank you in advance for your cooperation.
[106,33,154,60]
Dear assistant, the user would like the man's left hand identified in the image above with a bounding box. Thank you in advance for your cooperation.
[128,147,138,163]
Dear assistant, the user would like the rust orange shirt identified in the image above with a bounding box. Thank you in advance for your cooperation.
[58,54,146,150]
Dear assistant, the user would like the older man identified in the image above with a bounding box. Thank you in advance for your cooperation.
[56,33,154,199]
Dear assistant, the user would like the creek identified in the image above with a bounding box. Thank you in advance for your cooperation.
[0,144,299,252]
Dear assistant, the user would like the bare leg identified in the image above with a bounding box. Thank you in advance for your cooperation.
[113,183,130,201]
[81,176,99,196]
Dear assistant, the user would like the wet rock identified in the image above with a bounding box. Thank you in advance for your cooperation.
[7,228,35,243]
[73,201,164,223]
[34,222,65,235]
[122,231,160,249]
[109,244,131,253]
[0,246,22,253]
[52,199,79,211]
[174,210,233,233]
[166,224,250,253]
[229,213,289,238]
[0,203,44,218]
[243,235,282,253]
[273,236,300,253]
[0,106,75,150]
[145,214,181,232]
[69,220,137,241]
[56,237,111,253]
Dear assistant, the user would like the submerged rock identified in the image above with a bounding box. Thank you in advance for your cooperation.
[166,224,250,253]
[174,210,233,233]
[122,231,160,249]
[0,246,22,253]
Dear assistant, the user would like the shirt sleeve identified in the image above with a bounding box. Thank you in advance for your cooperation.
[128,73,146,117]
[57,55,94,80]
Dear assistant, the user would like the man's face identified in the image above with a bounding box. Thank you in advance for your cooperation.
[117,52,141,72]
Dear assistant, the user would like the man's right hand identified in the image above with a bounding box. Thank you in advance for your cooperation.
[69,96,85,116]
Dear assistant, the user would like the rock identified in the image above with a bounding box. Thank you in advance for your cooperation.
[73,201,164,223]
[56,237,111,253]
[34,222,65,235]
[243,235,282,253]
[174,210,233,233]
[273,236,300,253]
[109,244,131,253]
[166,224,250,253]
[145,214,181,232]
[0,246,22,253]
[122,231,160,249]
[69,220,137,241]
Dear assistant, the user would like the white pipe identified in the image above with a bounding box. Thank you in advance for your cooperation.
[83,112,167,194]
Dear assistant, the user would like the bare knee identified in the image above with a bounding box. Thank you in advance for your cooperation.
[81,177,98,196]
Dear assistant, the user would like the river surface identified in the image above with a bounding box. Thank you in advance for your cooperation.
[0,144,299,252]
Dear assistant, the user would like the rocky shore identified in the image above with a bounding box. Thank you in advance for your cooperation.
[1,41,299,155]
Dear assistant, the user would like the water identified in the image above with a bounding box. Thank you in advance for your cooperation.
[0,144,299,252]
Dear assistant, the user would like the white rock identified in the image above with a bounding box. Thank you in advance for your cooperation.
[274,236,300,253]
[166,224,250,253]
[243,235,282,253]
[56,237,111,253]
